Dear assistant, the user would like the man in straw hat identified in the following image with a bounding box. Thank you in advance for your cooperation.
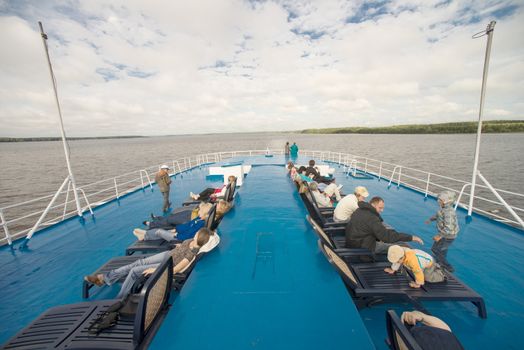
[333,186,369,222]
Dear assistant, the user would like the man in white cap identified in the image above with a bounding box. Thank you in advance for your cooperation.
[155,164,172,212]
[333,186,369,222]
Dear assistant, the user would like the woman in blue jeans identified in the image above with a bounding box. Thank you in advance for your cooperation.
[84,228,211,298]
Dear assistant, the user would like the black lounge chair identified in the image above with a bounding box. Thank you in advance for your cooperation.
[4,257,173,350]
[318,241,487,318]
[385,310,423,350]
[125,203,217,255]
[301,188,344,229]
[306,215,379,263]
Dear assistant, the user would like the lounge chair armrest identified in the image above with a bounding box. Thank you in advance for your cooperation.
[335,248,373,256]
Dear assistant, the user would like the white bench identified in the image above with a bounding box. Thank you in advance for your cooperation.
[209,164,252,186]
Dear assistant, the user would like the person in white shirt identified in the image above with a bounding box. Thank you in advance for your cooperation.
[309,182,333,208]
[333,186,369,222]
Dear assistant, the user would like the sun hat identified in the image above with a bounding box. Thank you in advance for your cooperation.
[160,164,169,170]
[354,186,369,198]
[387,245,405,263]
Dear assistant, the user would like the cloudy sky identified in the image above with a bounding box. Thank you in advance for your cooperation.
[0,0,522,137]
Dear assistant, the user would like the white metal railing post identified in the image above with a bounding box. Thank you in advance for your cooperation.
[477,171,524,228]
[425,173,431,198]
[114,178,119,199]
[398,167,402,187]
[0,209,12,245]
[455,183,471,211]
[24,176,71,243]
[77,188,94,215]
[140,171,145,189]
[364,159,368,174]
[62,181,71,220]
[388,166,400,187]
[378,162,382,180]
[468,21,496,216]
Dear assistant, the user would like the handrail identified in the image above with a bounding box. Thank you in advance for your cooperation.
[1,149,523,245]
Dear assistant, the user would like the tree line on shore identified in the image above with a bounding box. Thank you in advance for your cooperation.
[302,120,524,134]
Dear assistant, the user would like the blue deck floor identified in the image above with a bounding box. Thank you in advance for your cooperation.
[1,155,523,349]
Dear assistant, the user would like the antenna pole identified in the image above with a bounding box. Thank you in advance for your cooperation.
[38,22,83,217]
[468,21,496,216]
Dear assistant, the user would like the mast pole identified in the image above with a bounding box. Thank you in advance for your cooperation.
[38,21,83,217]
[468,21,496,216]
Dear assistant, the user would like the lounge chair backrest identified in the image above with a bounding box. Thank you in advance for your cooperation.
[306,215,335,248]
[317,240,359,289]
[386,310,422,350]
[205,204,217,230]
[133,256,173,345]
[304,186,326,225]
[227,178,237,202]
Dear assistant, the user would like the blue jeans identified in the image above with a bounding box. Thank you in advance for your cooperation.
[431,238,454,269]
[145,228,176,242]
[103,251,170,299]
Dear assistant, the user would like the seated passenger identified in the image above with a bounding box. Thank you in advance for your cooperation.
[287,161,297,178]
[136,201,232,241]
[385,245,446,288]
[190,175,236,201]
[345,196,423,254]
[400,310,464,350]
[333,186,369,222]
[296,166,313,183]
[305,159,334,184]
[84,228,212,299]
[320,181,342,202]
[309,182,333,208]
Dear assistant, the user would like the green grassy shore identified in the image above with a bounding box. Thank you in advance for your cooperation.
[302,120,524,134]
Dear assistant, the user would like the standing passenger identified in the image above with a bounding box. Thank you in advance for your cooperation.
[426,191,459,272]
[290,142,299,159]
[155,164,172,212]
[284,142,290,156]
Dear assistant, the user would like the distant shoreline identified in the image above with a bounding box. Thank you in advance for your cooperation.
[301,120,524,134]
[0,136,145,142]
[2,120,523,141]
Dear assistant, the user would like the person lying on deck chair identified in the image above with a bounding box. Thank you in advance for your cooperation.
[144,201,211,230]
[400,310,464,349]
[345,196,423,254]
[385,245,446,288]
[136,201,232,242]
[84,228,212,299]
[189,175,237,201]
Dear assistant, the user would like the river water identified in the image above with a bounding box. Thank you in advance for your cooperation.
[0,133,523,233]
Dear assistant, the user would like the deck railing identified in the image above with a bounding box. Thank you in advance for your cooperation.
[1,149,522,245]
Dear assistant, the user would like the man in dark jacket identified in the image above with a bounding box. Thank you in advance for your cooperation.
[305,159,334,184]
[345,196,423,253]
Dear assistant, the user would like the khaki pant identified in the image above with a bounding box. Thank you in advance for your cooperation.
[424,263,446,283]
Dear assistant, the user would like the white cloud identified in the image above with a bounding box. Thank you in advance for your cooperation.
[0,0,523,137]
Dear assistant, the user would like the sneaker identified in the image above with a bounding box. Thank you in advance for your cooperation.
[190,192,199,200]
[133,228,146,241]
[84,274,104,286]
[337,184,343,191]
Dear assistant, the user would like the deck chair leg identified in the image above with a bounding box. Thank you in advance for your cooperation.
[474,300,488,319]
[82,281,92,299]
